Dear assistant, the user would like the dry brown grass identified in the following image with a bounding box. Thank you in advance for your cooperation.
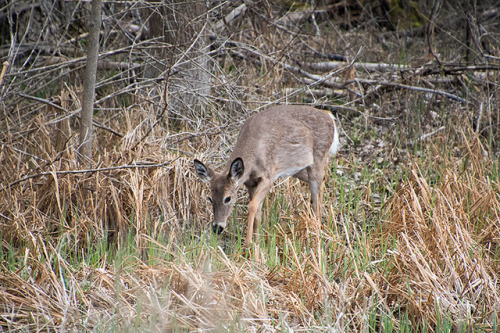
[0,96,205,252]
[1,118,499,331]
[377,134,500,330]
[1,3,500,331]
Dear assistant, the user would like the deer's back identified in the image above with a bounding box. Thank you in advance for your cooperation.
[228,105,336,179]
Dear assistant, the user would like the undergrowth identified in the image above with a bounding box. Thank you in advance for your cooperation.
[1,114,499,331]
[1,2,499,331]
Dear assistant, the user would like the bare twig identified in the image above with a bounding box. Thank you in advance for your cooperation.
[426,0,443,65]
[129,67,173,154]
[416,126,445,142]
[0,61,9,88]
[18,93,124,138]
[2,159,178,192]
[18,92,67,113]
[476,102,483,133]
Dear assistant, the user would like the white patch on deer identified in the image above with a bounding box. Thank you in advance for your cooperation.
[329,113,340,156]
[275,163,312,181]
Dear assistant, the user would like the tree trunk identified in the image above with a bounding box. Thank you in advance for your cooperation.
[165,1,211,118]
[142,1,212,123]
[79,0,102,165]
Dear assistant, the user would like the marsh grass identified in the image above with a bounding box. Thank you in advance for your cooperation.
[1,6,500,330]
[1,113,499,331]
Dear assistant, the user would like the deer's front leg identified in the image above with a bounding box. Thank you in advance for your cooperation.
[245,180,272,247]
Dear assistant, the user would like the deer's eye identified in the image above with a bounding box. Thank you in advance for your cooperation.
[224,196,231,204]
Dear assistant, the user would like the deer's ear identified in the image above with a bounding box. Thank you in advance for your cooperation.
[194,159,213,183]
[229,157,244,181]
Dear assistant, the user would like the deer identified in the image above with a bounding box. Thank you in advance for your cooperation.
[193,105,340,247]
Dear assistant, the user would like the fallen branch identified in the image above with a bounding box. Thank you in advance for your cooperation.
[304,60,410,73]
[417,64,500,76]
[283,87,344,98]
[213,3,247,31]
[231,42,475,105]
[356,79,470,104]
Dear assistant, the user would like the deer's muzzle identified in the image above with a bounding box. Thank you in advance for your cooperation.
[212,222,225,234]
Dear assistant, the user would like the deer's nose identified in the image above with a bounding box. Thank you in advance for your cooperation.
[212,223,224,234]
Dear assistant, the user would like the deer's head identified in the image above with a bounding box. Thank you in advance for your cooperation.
[193,158,244,234]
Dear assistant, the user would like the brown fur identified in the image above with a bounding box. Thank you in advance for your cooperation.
[194,105,339,246]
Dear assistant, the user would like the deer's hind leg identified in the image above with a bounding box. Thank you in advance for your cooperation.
[306,159,329,219]
[293,167,323,218]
